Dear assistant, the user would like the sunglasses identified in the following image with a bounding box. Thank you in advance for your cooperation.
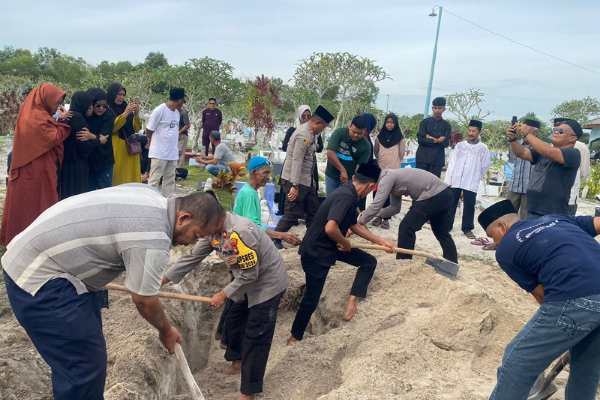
[208,102,216,105]
[94,104,109,109]
[301,114,311,120]
[553,127,573,135]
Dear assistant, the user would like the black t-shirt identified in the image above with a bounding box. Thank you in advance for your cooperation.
[415,117,451,166]
[299,184,359,266]
[526,147,580,216]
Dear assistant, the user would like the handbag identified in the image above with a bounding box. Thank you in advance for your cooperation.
[125,133,142,155]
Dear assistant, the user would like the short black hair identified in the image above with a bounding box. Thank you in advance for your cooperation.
[354,172,376,184]
[351,116,367,130]
[208,98,217,103]
[177,192,224,226]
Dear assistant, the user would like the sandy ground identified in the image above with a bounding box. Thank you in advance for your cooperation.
[1,150,599,399]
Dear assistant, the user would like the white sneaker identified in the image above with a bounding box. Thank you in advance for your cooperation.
[596,194,600,202]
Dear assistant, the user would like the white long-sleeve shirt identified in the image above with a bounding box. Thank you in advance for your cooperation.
[444,140,490,193]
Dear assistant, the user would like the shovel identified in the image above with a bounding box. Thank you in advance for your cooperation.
[350,243,459,280]
[527,352,570,400]
[105,283,212,303]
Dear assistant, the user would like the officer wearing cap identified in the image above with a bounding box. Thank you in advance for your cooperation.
[507,118,582,219]
[478,200,600,399]
[274,105,334,241]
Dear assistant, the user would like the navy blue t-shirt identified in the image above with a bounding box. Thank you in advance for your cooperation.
[496,214,600,302]
[299,184,359,266]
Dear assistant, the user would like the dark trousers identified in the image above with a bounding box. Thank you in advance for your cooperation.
[416,162,442,178]
[447,188,477,233]
[4,272,106,400]
[373,188,392,219]
[202,135,215,156]
[275,180,320,232]
[223,291,285,395]
[397,188,458,263]
[291,251,377,341]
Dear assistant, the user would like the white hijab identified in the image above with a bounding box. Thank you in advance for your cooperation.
[295,105,311,128]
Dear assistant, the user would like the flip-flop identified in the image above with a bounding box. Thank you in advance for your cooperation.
[471,237,492,246]
[483,244,497,251]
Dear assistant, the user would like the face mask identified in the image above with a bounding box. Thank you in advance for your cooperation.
[53,111,59,120]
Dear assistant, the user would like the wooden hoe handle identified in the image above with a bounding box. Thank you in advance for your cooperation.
[104,283,212,304]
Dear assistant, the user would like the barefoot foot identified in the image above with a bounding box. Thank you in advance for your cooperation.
[224,360,241,375]
[235,394,255,400]
[286,335,298,346]
[343,295,358,321]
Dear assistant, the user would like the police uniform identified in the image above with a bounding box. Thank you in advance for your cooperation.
[275,122,321,232]
[166,213,289,396]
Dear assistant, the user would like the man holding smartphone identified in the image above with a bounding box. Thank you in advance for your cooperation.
[506,119,540,219]
[507,119,582,219]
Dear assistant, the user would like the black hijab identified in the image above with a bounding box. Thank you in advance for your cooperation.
[64,91,94,160]
[86,88,109,134]
[107,82,134,140]
[378,113,403,148]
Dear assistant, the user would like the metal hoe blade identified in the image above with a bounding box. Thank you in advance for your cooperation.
[425,258,459,280]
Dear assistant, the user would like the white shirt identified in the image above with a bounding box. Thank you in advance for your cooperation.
[569,141,591,206]
[444,140,491,193]
[147,103,180,161]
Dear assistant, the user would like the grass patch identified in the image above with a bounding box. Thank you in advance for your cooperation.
[458,253,498,267]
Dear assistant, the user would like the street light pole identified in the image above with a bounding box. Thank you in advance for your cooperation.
[424,5,443,117]
[386,94,389,112]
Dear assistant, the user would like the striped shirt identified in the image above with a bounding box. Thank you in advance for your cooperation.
[507,141,533,194]
[2,184,175,297]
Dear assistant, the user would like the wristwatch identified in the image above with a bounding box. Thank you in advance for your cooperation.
[291,184,299,189]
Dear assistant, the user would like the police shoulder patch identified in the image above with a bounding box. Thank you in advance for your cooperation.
[303,138,309,147]
[230,231,258,270]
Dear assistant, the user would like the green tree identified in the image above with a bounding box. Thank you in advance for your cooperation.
[551,96,600,126]
[397,113,424,141]
[293,52,390,129]
[144,52,169,70]
[445,89,491,128]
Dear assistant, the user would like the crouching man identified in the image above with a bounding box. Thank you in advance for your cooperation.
[163,192,288,400]
[287,162,395,346]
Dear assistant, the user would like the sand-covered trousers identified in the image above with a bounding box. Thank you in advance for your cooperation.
[490,294,600,400]
[4,271,107,400]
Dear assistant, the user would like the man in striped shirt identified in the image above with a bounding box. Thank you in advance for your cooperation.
[2,185,219,400]
[506,119,539,219]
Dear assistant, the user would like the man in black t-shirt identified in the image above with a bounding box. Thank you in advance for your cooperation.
[287,162,394,346]
[415,97,451,178]
[507,119,582,219]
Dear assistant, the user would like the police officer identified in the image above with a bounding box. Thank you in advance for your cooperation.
[274,105,334,242]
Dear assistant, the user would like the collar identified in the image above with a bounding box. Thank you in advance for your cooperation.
[166,198,177,242]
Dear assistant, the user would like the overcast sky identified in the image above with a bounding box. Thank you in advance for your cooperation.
[2,0,599,123]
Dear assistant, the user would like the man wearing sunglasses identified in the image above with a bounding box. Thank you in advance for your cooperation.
[507,118,583,220]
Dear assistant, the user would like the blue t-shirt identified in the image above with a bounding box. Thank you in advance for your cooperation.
[496,214,600,302]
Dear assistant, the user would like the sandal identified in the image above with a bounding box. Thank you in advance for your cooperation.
[372,217,382,227]
[471,237,492,246]
[381,219,390,229]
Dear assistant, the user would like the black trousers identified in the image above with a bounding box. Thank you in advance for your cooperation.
[223,291,285,395]
[290,250,377,341]
[275,180,320,232]
[416,162,442,178]
[397,188,458,263]
[447,188,477,233]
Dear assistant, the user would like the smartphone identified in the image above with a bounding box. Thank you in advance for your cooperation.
[511,116,518,126]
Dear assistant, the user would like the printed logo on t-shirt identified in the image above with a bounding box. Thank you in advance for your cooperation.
[230,231,258,270]
[170,119,178,128]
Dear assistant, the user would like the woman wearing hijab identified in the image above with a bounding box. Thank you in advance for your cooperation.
[276,105,323,219]
[87,88,115,190]
[0,83,72,245]
[371,113,406,229]
[61,91,98,199]
[107,82,142,185]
